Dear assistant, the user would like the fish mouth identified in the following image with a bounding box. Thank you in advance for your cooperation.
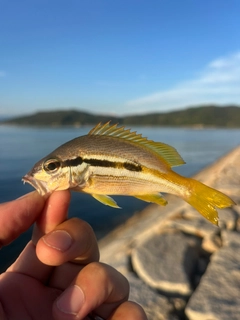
[22,174,50,196]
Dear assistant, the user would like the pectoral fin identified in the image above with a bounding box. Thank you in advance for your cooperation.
[91,194,121,209]
[134,193,168,206]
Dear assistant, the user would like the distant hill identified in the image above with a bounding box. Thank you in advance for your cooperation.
[1,110,119,127]
[1,105,240,127]
[123,105,240,127]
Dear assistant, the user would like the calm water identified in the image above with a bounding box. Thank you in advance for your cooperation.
[0,125,240,270]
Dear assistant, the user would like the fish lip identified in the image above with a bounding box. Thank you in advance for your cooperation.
[22,174,49,196]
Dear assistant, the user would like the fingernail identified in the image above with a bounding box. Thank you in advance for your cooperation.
[57,285,85,315]
[43,230,73,252]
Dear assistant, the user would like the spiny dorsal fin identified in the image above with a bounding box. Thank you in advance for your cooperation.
[88,122,185,167]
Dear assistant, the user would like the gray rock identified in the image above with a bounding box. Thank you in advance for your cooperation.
[221,229,240,246]
[218,208,238,230]
[196,257,209,275]
[202,232,221,253]
[99,200,186,258]
[164,212,218,238]
[237,218,240,232]
[213,162,240,192]
[170,297,187,319]
[127,272,179,320]
[185,231,240,320]
[131,230,201,296]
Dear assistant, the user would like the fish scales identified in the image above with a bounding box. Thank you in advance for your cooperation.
[49,134,171,173]
[80,168,165,196]
[23,122,236,225]
[53,135,183,196]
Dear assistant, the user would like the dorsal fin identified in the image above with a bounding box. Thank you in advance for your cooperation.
[88,122,185,167]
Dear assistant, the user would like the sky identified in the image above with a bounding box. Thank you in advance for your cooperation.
[0,0,240,116]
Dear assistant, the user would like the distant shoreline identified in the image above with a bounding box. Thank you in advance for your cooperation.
[1,123,239,130]
[1,105,240,128]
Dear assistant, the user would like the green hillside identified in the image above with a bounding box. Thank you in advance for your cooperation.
[1,110,118,126]
[123,106,240,127]
[1,105,240,127]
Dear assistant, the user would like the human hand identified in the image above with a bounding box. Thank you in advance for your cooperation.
[0,191,147,320]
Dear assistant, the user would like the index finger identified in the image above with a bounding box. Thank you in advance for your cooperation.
[0,192,45,247]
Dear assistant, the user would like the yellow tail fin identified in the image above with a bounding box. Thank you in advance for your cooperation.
[184,178,235,225]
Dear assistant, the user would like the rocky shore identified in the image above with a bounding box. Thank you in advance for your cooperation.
[99,146,240,320]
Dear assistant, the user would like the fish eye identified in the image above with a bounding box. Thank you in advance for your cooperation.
[43,159,61,173]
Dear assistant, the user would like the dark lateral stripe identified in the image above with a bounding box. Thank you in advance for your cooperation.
[84,158,142,172]
[84,158,116,168]
[123,162,142,172]
[63,156,83,167]
[63,156,142,172]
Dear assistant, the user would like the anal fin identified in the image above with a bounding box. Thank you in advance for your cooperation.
[134,193,168,206]
[92,194,121,209]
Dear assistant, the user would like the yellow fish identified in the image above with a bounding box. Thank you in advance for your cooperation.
[23,122,235,225]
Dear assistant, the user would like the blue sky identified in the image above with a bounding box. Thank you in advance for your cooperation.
[1,0,240,116]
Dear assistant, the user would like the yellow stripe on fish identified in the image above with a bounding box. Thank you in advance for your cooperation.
[23,121,236,225]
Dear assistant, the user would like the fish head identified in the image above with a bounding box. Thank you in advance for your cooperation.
[22,156,74,196]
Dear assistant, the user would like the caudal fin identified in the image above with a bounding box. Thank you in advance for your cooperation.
[184,178,235,225]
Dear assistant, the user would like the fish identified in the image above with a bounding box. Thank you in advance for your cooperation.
[22,122,235,225]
